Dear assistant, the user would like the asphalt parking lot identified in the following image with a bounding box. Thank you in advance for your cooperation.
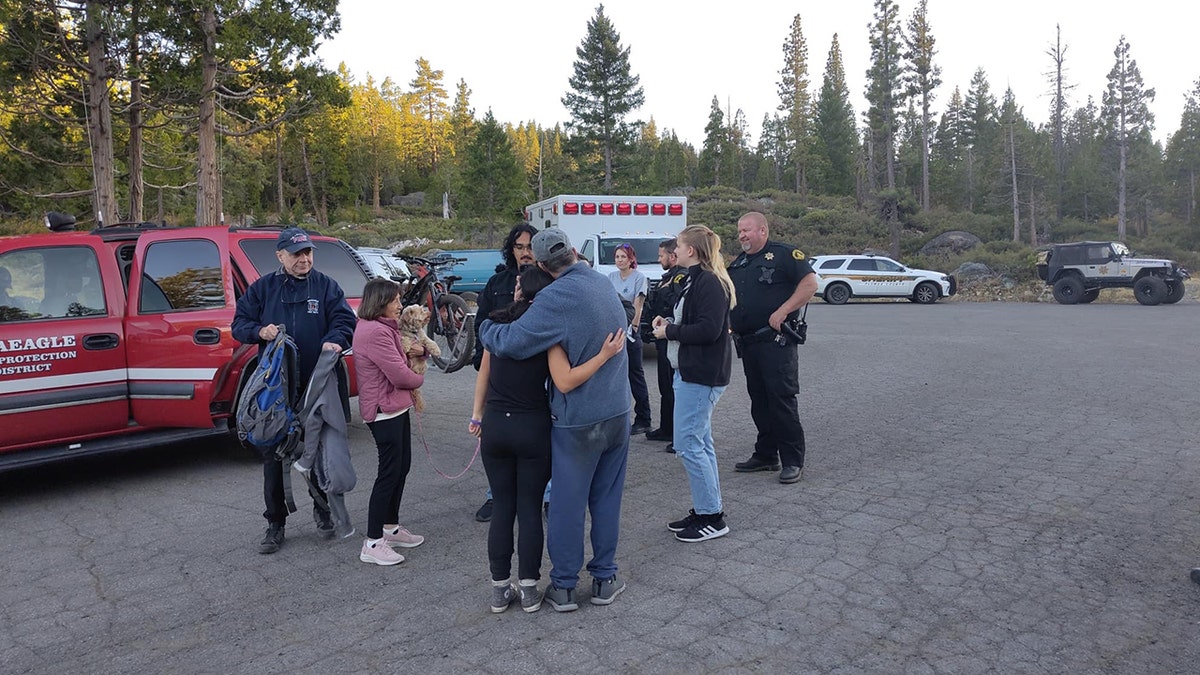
[3,302,1199,674]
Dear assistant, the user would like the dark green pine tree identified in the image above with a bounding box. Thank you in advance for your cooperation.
[698,96,726,186]
[931,86,969,210]
[461,111,529,246]
[1063,97,1108,222]
[561,4,645,192]
[1101,36,1155,240]
[777,14,812,195]
[864,0,904,255]
[963,68,1000,213]
[812,34,857,197]
[902,0,940,211]
[1164,79,1200,225]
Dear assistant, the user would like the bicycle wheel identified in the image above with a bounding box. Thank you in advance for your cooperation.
[426,293,473,373]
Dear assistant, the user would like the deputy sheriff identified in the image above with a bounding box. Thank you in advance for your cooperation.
[641,237,687,452]
[726,211,817,484]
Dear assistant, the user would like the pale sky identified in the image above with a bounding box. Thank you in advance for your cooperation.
[318,1,1198,148]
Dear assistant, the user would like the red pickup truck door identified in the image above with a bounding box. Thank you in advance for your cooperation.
[124,229,238,429]
[0,237,129,450]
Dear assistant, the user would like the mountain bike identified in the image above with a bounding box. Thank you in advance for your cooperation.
[397,253,473,374]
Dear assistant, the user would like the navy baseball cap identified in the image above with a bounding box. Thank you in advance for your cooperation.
[277,227,314,254]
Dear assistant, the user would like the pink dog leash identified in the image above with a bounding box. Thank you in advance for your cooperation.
[414,407,480,479]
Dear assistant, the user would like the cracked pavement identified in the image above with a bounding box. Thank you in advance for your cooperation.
[2,302,1199,673]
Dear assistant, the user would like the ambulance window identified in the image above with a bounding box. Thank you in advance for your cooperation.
[140,239,225,313]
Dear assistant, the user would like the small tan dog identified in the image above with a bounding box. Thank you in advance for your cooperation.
[397,304,441,411]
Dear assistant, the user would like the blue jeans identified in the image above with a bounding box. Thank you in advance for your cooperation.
[673,372,725,515]
[546,414,629,588]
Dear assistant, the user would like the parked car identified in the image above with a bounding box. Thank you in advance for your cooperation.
[811,254,956,304]
[432,249,504,296]
[1035,241,1189,305]
[356,246,411,281]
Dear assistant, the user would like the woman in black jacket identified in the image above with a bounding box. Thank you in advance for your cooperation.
[651,225,737,543]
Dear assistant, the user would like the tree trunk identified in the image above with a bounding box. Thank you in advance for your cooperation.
[300,137,317,223]
[1010,122,1020,242]
[921,94,931,212]
[195,6,221,227]
[1029,189,1037,246]
[275,129,286,216]
[604,139,613,192]
[126,2,144,222]
[84,3,118,227]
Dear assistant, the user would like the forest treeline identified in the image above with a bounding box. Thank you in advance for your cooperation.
[2,1,1199,261]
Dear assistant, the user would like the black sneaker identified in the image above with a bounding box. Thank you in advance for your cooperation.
[313,507,335,539]
[475,499,493,522]
[734,456,781,473]
[664,443,675,454]
[674,512,729,543]
[258,523,285,554]
[645,427,671,441]
[1192,568,1200,585]
[630,420,651,435]
[667,509,699,532]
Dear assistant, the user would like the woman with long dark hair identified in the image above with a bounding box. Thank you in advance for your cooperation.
[353,278,426,565]
[469,265,624,613]
[652,225,737,543]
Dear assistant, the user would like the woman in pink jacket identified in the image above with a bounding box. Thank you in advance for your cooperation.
[353,278,427,566]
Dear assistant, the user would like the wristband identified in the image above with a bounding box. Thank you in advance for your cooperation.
[469,419,481,425]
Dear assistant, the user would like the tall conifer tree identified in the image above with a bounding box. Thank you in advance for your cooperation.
[813,34,857,197]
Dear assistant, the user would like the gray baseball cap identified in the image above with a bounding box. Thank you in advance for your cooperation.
[531,228,572,262]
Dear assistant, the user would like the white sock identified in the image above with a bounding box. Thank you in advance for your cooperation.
[492,578,512,587]
[519,579,537,587]
[367,538,383,548]
[383,525,400,535]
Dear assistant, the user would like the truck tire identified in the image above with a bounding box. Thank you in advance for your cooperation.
[1079,289,1100,303]
[1134,276,1167,306]
[1052,276,1084,304]
[427,293,473,373]
[1163,280,1186,304]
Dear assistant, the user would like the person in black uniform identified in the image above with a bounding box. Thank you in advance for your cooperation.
[642,239,686,453]
[471,222,538,522]
[726,212,817,484]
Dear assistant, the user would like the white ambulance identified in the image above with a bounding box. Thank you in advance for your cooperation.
[523,194,687,282]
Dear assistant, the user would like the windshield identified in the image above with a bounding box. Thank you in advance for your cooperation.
[598,237,668,266]
[1111,242,1131,257]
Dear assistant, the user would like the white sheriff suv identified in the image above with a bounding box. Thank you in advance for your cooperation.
[811,254,956,304]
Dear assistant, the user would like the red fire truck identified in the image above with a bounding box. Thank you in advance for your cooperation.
[0,219,372,470]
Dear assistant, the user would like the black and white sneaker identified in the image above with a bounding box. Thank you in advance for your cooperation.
[667,509,700,533]
[674,512,729,542]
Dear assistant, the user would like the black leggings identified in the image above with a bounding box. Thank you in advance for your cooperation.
[480,409,551,581]
[365,413,413,539]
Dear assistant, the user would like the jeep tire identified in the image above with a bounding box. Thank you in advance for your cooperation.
[1163,280,1186,304]
[1052,276,1085,304]
[1079,289,1100,304]
[1134,276,1167,306]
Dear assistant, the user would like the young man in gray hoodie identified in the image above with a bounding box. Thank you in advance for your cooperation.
[477,229,631,611]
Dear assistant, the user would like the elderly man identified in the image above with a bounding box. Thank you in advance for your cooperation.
[726,212,817,485]
[232,227,357,554]
[477,228,630,612]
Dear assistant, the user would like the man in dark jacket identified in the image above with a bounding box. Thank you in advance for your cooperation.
[232,227,357,554]
[470,222,538,522]
[643,238,686,452]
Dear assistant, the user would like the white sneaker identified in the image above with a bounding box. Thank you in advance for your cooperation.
[359,539,404,566]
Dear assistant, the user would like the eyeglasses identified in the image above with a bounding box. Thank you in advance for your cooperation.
[513,244,533,252]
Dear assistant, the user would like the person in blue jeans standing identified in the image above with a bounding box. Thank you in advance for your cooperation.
[652,225,736,542]
[478,228,632,612]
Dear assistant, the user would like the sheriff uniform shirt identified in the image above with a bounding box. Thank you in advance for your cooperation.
[727,241,815,335]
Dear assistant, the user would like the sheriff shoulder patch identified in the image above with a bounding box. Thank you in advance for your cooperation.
[792,249,805,259]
